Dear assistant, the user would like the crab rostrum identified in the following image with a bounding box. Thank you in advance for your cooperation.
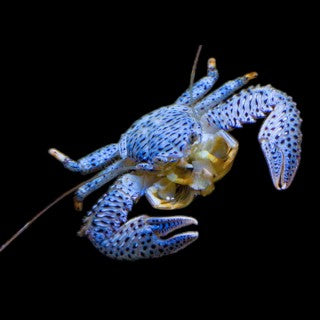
[49,57,302,260]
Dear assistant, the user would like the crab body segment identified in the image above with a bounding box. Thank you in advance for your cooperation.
[49,57,302,260]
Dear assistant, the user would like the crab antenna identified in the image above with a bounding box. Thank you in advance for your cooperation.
[0,175,103,253]
[189,45,203,107]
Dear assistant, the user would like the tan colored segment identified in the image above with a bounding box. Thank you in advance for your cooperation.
[74,198,83,212]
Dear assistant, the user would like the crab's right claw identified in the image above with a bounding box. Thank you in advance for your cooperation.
[114,215,199,260]
[258,100,302,190]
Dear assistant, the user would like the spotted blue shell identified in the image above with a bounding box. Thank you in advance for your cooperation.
[119,105,202,164]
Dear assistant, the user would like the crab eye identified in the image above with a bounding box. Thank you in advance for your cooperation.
[189,133,197,144]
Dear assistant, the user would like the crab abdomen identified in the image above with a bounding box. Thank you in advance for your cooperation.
[119,105,202,164]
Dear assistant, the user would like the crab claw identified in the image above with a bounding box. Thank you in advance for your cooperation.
[258,98,302,190]
[101,215,199,260]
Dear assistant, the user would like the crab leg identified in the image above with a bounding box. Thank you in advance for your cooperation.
[176,58,219,106]
[73,159,136,211]
[49,143,119,174]
[81,173,198,260]
[204,85,302,189]
[193,72,258,116]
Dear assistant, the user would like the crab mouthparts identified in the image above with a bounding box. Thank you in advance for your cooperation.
[146,135,237,210]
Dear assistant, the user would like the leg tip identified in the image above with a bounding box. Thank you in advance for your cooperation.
[48,148,57,156]
[48,148,67,162]
[245,72,258,80]
[74,198,83,212]
[208,58,216,68]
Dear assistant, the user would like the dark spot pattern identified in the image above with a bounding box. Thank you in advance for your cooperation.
[62,143,119,174]
[256,88,302,188]
[83,173,198,261]
[176,75,218,105]
[206,85,278,130]
[202,85,302,188]
[75,61,302,262]
[119,105,202,164]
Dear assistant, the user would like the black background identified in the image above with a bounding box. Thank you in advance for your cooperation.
[1,29,313,306]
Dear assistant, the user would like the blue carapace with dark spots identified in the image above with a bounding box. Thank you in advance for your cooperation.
[49,56,302,260]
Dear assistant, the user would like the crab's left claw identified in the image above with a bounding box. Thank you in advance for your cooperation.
[258,98,302,190]
[112,215,199,260]
[84,173,199,260]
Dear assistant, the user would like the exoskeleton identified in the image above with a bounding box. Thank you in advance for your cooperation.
[49,57,302,260]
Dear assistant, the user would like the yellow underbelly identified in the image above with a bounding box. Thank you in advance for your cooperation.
[146,131,238,210]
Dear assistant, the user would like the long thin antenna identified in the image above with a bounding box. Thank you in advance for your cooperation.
[0,179,92,253]
[189,45,203,106]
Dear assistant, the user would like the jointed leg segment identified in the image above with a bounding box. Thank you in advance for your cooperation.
[176,58,219,106]
[194,72,258,116]
[49,143,119,174]
[73,159,136,211]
